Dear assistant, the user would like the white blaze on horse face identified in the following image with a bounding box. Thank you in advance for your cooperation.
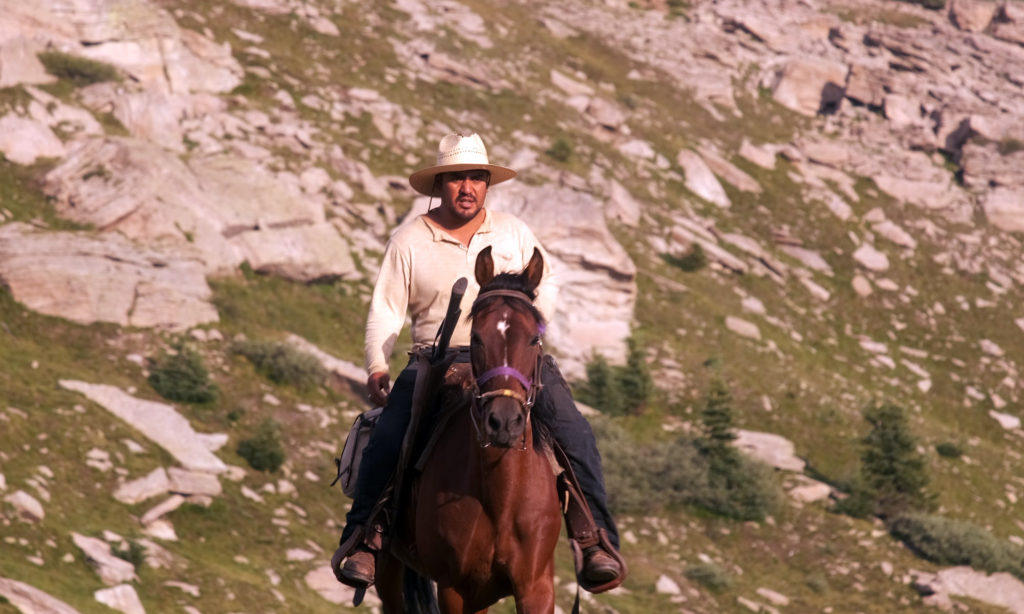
[497,312,510,366]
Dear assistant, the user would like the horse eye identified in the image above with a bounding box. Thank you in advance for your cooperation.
[530,336,540,346]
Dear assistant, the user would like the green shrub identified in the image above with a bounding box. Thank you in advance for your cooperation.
[684,563,732,591]
[889,513,1024,580]
[935,442,963,459]
[545,138,573,163]
[694,454,780,521]
[663,242,708,272]
[111,540,146,570]
[37,51,119,86]
[592,383,779,521]
[237,419,286,472]
[232,339,325,390]
[859,402,933,518]
[148,342,218,404]
[575,338,652,416]
[805,572,830,593]
[593,416,707,513]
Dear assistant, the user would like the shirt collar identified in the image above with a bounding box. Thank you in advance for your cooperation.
[421,209,492,243]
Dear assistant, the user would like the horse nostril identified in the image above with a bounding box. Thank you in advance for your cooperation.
[487,413,503,432]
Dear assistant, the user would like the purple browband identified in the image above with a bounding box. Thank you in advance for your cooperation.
[476,366,532,390]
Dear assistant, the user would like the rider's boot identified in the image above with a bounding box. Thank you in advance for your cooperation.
[557,471,627,593]
[339,546,375,587]
[331,523,383,589]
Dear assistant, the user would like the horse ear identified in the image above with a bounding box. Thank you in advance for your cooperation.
[475,246,495,287]
[523,247,544,293]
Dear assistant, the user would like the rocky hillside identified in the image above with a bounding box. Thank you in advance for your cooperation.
[2,0,1024,612]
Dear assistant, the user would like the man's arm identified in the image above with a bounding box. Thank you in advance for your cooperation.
[364,239,411,397]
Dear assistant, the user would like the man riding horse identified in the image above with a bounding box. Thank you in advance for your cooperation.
[333,133,625,592]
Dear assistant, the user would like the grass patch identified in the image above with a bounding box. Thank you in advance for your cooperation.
[998,138,1024,156]
[0,159,88,230]
[37,51,119,87]
[210,273,367,361]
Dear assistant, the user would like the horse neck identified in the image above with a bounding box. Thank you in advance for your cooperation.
[471,419,542,507]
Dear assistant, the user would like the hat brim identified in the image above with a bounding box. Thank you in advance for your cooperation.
[408,163,517,197]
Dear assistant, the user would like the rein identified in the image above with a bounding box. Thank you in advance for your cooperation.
[469,288,545,449]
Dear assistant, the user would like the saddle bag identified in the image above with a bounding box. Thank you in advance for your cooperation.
[333,406,384,498]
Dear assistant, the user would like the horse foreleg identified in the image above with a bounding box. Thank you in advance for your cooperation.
[375,552,406,614]
[511,562,556,614]
[437,585,488,614]
[512,584,555,614]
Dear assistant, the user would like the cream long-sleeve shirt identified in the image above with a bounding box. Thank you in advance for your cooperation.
[364,209,557,376]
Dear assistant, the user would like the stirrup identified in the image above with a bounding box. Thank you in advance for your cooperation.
[570,528,628,594]
[331,524,382,603]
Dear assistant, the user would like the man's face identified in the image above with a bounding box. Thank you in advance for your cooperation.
[438,170,489,221]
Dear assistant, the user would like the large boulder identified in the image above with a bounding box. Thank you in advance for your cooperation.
[0,223,217,329]
[0,36,55,87]
[770,58,849,116]
[59,380,228,474]
[983,187,1024,233]
[913,567,1024,614]
[487,183,637,376]
[677,150,732,208]
[71,533,138,586]
[0,577,82,614]
[43,138,352,280]
[0,114,65,164]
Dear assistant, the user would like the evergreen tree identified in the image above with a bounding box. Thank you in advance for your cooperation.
[860,403,933,518]
[696,377,738,464]
[691,377,779,521]
[618,337,653,411]
[578,354,625,414]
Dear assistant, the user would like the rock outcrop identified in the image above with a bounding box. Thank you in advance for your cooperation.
[0,223,218,329]
[58,381,228,474]
[0,577,82,614]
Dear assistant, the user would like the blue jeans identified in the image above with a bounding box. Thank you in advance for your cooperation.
[341,353,619,550]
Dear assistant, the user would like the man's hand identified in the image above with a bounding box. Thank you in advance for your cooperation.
[367,371,390,406]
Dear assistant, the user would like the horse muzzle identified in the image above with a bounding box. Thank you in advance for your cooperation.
[476,390,529,448]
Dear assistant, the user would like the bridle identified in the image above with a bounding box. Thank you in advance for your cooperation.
[469,289,545,449]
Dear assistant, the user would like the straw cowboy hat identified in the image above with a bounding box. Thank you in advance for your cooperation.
[408,133,517,197]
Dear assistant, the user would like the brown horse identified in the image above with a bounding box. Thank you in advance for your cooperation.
[376,246,562,614]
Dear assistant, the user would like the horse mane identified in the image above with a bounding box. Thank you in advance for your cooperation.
[468,272,552,449]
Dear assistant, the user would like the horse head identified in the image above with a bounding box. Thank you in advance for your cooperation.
[470,245,545,448]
